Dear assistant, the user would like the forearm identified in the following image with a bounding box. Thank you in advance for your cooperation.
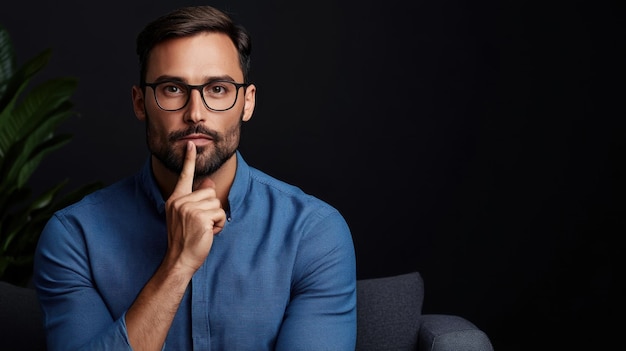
[125,261,195,351]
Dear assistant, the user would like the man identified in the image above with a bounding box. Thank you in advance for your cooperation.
[33,5,356,351]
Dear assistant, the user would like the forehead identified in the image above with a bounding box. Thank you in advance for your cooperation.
[146,32,242,82]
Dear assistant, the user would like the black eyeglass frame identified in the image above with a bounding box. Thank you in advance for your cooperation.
[141,79,250,112]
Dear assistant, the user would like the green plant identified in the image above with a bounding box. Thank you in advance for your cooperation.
[0,24,102,286]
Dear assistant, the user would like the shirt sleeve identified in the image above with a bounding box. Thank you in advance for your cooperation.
[274,210,357,351]
[33,213,133,351]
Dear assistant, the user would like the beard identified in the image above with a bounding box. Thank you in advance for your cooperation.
[145,111,243,178]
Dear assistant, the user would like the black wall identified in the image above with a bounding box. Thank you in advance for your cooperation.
[2,0,625,349]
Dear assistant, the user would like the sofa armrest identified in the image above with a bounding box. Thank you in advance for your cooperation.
[418,314,494,351]
[0,281,46,351]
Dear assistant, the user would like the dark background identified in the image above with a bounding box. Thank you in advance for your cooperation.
[2,0,625,349]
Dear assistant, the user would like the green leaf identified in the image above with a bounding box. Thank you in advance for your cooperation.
[0,25,104,286]
[0,77,77,156]
[17,133,73,188]
[0,185,29,217]
[0,24,16,99]
[30,179,69,211]
[0,49,51,128]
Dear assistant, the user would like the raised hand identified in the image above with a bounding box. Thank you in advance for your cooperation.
[164,141,226,272]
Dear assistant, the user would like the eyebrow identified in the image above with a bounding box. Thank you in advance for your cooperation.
[152,74,238,83]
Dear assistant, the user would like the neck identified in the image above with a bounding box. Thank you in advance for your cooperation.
[151,153,237,206]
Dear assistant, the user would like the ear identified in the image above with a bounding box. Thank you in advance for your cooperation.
[132,85,146,121]
[241,84,256,122]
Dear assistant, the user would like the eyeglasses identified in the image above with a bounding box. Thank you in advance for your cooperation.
[142,80,250,112]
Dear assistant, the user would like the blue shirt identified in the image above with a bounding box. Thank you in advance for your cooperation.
[33,151,357,351]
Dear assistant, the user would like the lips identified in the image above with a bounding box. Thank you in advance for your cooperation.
[179,133,213,146]
[169,125,219,144]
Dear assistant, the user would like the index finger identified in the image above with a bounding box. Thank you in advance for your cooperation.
[171,141,196,196]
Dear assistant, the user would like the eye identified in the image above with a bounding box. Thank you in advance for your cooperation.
[159,82,187,96]
[204,81,234,97]
[209,84,226,94]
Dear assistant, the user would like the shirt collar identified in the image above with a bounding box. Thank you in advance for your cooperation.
[138,150,251,219]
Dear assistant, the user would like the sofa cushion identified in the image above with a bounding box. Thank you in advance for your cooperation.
[0,281,46,350]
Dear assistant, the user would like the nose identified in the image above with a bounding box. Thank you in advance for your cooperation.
[184,88,206,124]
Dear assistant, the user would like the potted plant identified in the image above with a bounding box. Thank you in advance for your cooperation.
[0,24,102,287]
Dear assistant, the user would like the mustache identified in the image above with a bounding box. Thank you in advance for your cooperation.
[168,125,221,142]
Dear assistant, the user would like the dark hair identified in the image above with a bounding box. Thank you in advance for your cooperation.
[136,6,252,84]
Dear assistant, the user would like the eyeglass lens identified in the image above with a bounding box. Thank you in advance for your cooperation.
[154,81,241,111]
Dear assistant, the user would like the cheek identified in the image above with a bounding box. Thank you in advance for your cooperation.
[146,114,174,139]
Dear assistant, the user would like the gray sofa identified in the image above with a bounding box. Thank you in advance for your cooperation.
[1,271,494,350]
[356,272,494,351]
[0,280,46,350]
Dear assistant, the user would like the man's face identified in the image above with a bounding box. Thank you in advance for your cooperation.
[133,32,255,177]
